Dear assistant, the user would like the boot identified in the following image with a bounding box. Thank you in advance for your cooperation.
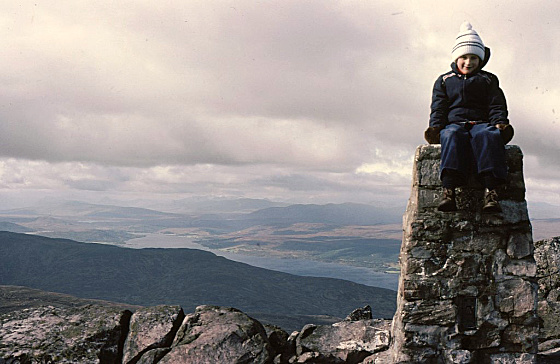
[438,188,457,212]
[483,189,502,213]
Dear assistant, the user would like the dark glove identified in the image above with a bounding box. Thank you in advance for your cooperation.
[495,124,514,144]
[424,126,442,144]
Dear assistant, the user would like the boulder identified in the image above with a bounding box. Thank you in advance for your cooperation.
[158,305,272,364]
[293,319,391,363]
[264,324,294,363]
[122,305,185,364]
[0,304,131,364]
[345,305,373,321]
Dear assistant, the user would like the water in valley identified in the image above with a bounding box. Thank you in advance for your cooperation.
[123,233,400,291]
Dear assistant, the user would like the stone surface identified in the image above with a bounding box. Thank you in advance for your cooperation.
[359,350,392,364]
[535,236,560,361]
[345,305,373,321]
[0,304,131,364]
[0,301,394,364]
[487,353,536,363]
[122,305,184,364]
[264,324,294,363]
[507,232,534,259]
[388,145,538,363]
[158,305,272,364]
[294,319,391,364]
[134,348,170,364]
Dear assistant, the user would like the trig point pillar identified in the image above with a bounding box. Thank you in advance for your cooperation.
[389,145,538,363]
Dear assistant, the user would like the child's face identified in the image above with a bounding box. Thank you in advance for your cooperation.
[456,54,480,75]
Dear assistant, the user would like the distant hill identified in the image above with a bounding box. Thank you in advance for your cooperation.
[0,222,34,233]
[0,200,180,219]
[117,197,288,214]
[531,218,560,241]
[168,202,403,234]
[528,201,560,220]
[243,203,402,226]
[0,232,396,330]
[0,201,192,234]
[0,200,403,233]
[178,197,289,214]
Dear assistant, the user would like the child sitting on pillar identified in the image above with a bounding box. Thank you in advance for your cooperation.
[424,21,514,213]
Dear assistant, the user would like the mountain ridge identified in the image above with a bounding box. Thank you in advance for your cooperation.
[0,231,396,330]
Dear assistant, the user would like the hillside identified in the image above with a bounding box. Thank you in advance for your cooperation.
[0,231,396,330]
[0,285,141,314]
[0,222,32,233]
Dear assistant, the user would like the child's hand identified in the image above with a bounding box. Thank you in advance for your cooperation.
[424,126,443,144]
[495,124,514,144]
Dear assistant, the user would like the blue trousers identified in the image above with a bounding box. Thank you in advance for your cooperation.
[440,123,507,182]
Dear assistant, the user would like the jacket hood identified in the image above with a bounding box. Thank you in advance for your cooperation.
[451,47,491,74]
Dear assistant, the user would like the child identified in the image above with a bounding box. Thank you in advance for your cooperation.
[424,21,514,213]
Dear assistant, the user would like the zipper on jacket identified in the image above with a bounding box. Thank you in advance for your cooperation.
[461,73,467,105]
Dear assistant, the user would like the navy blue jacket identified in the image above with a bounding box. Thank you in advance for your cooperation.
[429,48,509,128]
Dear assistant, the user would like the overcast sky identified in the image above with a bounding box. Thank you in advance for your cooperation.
[1,0,559,210]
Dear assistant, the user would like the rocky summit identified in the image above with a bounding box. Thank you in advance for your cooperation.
[0,303,391,364]
[2,144,560,363]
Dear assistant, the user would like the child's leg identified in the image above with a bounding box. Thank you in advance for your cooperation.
[470,124,507,213]
[439,169,463,212]
[441,169,466,189]
[438,124,471,212]
[440,124,472,180]
[469,124,507,180]
[479,172,505,190]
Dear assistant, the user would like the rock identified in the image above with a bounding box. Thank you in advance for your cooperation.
[535,236,560,356]
[293,351,323,363]
[538,344,560,364]
[488,353,536,363]
[345,305,373,321]
[507,232,534,259]
[294,319,391,363]
[0,304,131,364]
[496,278,537,317]
[265,324,294,363]
[359,350,392,364]
[442,349,472,364]
[122,305,184,364]
[158,305,272,364]
[134,348,171,364]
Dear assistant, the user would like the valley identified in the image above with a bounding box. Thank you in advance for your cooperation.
[1,198,557,291]
[0,200,404,277]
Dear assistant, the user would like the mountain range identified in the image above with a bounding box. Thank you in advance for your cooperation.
[0,200,404,273]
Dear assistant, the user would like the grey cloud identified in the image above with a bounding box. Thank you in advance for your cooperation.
[1,0,419,168]
[64,179,120,192]
[1,1,560,207]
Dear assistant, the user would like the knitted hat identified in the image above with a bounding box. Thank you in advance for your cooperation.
[451,21,485,62]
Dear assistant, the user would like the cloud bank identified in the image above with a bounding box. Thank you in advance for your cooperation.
[1,0,559,208]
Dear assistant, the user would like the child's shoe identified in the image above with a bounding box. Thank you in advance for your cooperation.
[482,189,502,213]
[438,188,457,212]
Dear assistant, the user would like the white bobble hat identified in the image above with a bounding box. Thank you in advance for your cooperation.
[452,21,485,62]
